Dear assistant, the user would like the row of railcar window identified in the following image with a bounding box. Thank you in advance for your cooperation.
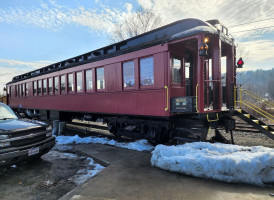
[11,56,154,98]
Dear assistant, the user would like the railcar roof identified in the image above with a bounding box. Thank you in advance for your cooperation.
[8,18,233,84]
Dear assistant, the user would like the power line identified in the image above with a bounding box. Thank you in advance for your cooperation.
[228,17,274,28]
[231,25,274,33]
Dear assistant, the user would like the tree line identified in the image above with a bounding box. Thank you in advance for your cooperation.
[237,68,274,100]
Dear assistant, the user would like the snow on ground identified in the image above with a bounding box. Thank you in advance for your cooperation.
[151,142,274,187]
[56,135,154,151]
[68,158,105,186]
[45,150,78,159]
[44,146,105,186]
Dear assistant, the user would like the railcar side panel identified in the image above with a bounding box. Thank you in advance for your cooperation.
[8,45,169,117]
[10,90,167,116]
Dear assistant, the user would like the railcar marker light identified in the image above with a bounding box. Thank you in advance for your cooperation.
[204,37,209,43]
[199,42,209,56]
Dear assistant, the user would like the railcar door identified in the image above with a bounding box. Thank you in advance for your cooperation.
[170,52,195,94]
[169,40,197,113]
[184,52,194,97]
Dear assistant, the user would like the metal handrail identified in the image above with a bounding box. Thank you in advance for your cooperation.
[235,87,274,122]
[164,86,169,111]
[240,89,274,108]
[235,100,274,121]
[196,84,199,113]
[242,100,274,120]
[234,86,237,108]
[207,113,219,122]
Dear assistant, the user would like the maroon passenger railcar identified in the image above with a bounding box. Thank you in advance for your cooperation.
[6,18,237,143]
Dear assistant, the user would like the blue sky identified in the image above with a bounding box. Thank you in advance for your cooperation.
[0,0,274,93]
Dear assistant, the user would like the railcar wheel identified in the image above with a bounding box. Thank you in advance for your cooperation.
[156,128,171,144]
[108,123,117,134]
[107,122,122,137]
[148,127,170,144]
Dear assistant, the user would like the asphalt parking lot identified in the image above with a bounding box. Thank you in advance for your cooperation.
[61,143,273,200]
[1,132,273,200]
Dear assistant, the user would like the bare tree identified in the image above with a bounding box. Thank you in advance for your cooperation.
[236,42,251,60]
[109,8,162,43]
[267,79,274,100]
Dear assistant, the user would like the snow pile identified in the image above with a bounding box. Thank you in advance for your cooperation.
[69,158,105,186]
[44,150,78,159]
[56,135,154,151]
[151,142,274,186]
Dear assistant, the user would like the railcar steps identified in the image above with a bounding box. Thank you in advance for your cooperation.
[235,109,274,140]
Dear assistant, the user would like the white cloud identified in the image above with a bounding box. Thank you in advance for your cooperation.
[0,0,272,40]
[147,0,274,39]
[0,59,52,69]
[137,0,153,10]
[124,3,133,13]
[0,1,129,34]
[242,40,274,61]
[237,40,274,70]
[0,59,53,94]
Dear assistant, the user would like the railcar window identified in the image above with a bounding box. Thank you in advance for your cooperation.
[85,69,93,90]
[185,62,190,79]
[48,78,53,94]
[43,79,47,94]
[54,76,59,94]
[25,83,28,96]
[38,80,42,94]
[140,57,154,86]
[33,81,37,95]
[9,86,12,98]
[61,75,66,93]
[96,68,105,90]
[68,73,74,92]
[22,84,25,97]
[123,61,134,87]
[18,85,21,97]
[172,58,182,84]
[76,71,83,92]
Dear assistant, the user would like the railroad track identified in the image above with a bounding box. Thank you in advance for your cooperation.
[66,120,179,146]
[69,121,109,130]
[235,121,274,134]
[65,120,138,143]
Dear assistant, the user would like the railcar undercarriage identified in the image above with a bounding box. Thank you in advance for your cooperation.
[78,111,235,144]
[15,108,235,145]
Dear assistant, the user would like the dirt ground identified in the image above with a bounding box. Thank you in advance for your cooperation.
[0,145,97,200]
[221,117,274,148]
[222,130,274,148]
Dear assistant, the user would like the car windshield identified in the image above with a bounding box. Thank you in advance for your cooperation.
[0,104,18,120]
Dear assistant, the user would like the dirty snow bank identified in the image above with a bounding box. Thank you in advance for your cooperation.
[44,150,78,159]
[44,148,105,186]
[56,135,154,151]
[69,158,105,186]
[151,142,274,186]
